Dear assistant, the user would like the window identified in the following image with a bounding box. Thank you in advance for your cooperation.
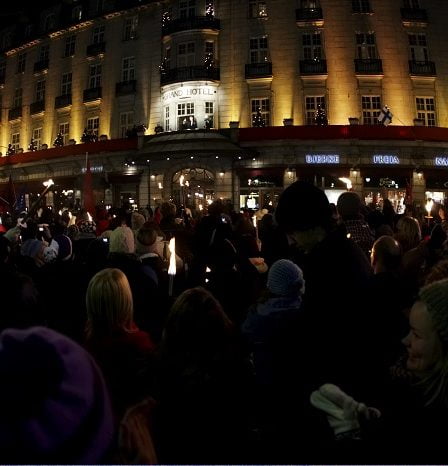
[165,46,171,70]
[89,63,102,88]
[416,97,436,126]
[362,95,381,124]
[35,80,46,101]
[205,41,214,61]
[251,98,270,126]
[250,36,268,63]
[122,57,135,81]
[87,116,100,136]
[356,33,377,59]
[165,106,170,131]
[305,96,326,125]
[64,35,76,57]
[17,53,26,73]
[178,42,195,67]
[11,132,20,152]
[72,5,82,21]
[178,103,196,129]
[409,33,428,62]
[92,25,105,44]
[205,101,214,128]
[123,16,138,40]
[32,128,43,149]
[39,44,50,61]
[44,14,56,32]
[61,72,72,95]
[404,0,420,8]
[120,111,134,138]
[249,0,268,18]
[59,122,70,145]
[13,88,22,108]
[302,32,322,60]
[179,0,196,19]
[352,0,371,13]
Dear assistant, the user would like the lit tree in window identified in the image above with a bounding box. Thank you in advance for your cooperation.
[253,107,265,127]
[204,53,214,70]
[162,11,171,27]
[53,132,64,147]
[206,1,215,17]
[314,104,328,126]
[159,56,168,76]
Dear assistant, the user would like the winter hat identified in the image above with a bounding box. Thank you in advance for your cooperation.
[275,181,332,232]
[0,327,114,463]
[419,278,448,346]
[136,227,157,255]
[337,192,362,219]
[54,234,73,261]
[131,212,146,231]
[110,225,135,254]
[20,239,44,258]
[267,259,305,296]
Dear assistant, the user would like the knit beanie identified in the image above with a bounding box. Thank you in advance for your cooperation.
[267,259,305,296]
[131,212,146,231]
[110,225,135,254]
[0,327,114,464]
[136,227,157,255]
[419,278,448,346]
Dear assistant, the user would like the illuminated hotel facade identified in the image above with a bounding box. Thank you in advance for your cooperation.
[1,0,448,212]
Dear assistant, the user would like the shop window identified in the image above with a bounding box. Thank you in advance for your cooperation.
[305,96,325,125]
[64,35,76,57]
[35,80,46,102]
[249,36,268,63]
[123,16,138,41]
[356,33,377,59]
[32,127,42,149]
[302,32,322,60]
[89,63,102,88]
[165,106,170,131]
[87,116,100,136]
[61,72,72,95]
[13,88,22,108]
[11,132,20,152]
[251,98,270,126]
[352,0,371,13]
[59,122,69,145]
[122,57,135,81]
[179,0,196,19]
[409,33,428,62]
[178,102,196,129]
[178,42,195,67]
[249,0,268,18]
[362,95,381,125]
[92,25,105,44]
[416,97,436,126]
[120,111,134,138]
[17,53,26,73]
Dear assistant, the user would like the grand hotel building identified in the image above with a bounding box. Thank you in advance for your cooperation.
[1,0,448,213]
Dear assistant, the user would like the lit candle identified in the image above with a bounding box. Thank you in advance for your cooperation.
[425,199,434,218]
[87,212,92,222]
[168,237,176,296]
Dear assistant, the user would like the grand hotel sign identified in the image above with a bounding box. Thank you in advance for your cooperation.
[162,86,216,103]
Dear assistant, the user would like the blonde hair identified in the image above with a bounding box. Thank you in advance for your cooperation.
[85,268,134,339]
[395,216,422,253]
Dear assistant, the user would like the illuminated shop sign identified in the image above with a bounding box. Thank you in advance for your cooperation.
[305,154,340,164]
[435,157,448,167]
[372,155,400,165]
[162,86,216,103]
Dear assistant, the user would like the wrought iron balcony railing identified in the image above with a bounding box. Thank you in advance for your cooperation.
[160,66,220,85]
[86,41,106,57]
[245,62,272,79]
[116,80,137,96]
[295,8,323,22]
[162,16,220,36]
[8,107,22,120]
[55,94,72,109]
[83,87,102,102]
[299,59,327,74]
[409,60,436,76]
[33,59,49,74]
[354,58,383,74]
[401,8,428,22]
[30,100,45,114]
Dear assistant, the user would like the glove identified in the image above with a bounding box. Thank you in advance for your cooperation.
[310,383,380,437]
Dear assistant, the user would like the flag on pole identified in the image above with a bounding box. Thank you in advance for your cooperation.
[378,105,393,126]
[83,153,95,217]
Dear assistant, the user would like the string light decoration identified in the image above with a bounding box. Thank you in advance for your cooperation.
[314,104,328,126]
[204,52,214,70]
[252,107,266,127]
[162,11,172,27]
[159,56,168,75]
[53,132,64,147]
[28,138,38,151]
[206,1,215,17]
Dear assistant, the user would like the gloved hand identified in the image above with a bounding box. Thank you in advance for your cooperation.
[310,383,380,437]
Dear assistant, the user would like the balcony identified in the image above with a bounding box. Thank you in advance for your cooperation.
[160,66,220,85]
[55,94,72,109]
[8,107,22,121]
[162,16,220,36]
[354,58,383,74]
[299,59,327,75]
[86,41,105,57]
[245,62,272,79]
[33,58,49,74]
[295,8,323,25]
[83,86,102,102]
[401,8,428,24]
[409,60,436,76]
[116,80,137,96]
[30,100,45,115]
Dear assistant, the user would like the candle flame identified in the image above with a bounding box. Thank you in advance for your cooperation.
[252,215,257,228]
[179,175,185,187]
[87,212,92,222]
[43,178,54,187]
[168,237,176,276]
[339,177,352,190]
[426,199,434,215]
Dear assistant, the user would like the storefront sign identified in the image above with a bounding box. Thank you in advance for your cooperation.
[435,157,448,167]
[372,155,400,165]
[305,154,340,164]
[162,86,215,103]
[81,165,103,173]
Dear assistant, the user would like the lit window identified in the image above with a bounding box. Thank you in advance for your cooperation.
[249,0,268,18]
[251,98,270,126]
[87,116,100,136]
[305,96,326,125]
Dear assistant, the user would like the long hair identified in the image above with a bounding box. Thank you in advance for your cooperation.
[395,216,422,253]
[85,268,134,339]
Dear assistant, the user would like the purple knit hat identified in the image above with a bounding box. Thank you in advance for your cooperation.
[0,327,114,463]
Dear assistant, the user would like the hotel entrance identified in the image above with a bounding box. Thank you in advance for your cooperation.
[238,169,284,210]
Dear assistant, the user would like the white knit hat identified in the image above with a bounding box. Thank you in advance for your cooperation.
[109,226,135,254]
[267,259,305,296]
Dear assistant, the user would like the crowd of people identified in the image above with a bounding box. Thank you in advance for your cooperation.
[1,182,448,464]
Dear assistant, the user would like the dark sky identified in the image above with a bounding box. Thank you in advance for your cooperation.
[0,0,58,29]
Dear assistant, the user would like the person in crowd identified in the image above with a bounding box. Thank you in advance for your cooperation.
[0,326,114,464]
[367,209,394,239]
[131,211,146,235]
[155,287,254,464]
[395,216,422,254]
[382,198,397,229]
[85,268,156,416]
[425,258,448,285]
[337,191,375,257]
